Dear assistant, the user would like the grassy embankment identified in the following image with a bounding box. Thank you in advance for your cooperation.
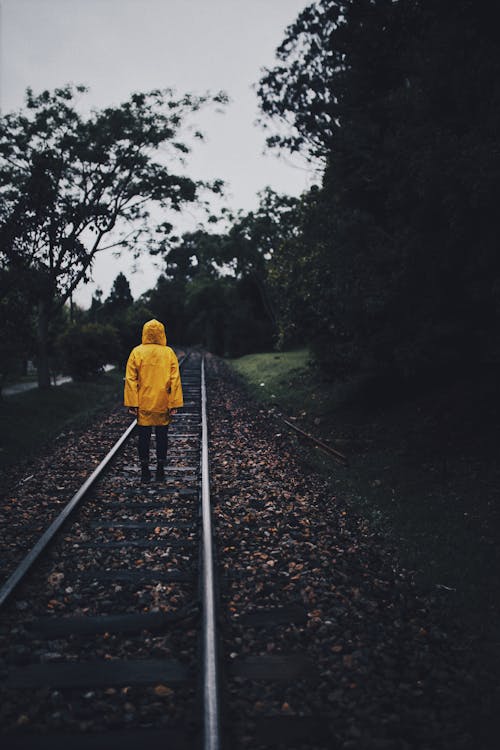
[0,372,124,475]
[229,349,500,636]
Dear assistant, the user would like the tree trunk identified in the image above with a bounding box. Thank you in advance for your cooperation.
[252,272,278,332]
[36,299,51,389]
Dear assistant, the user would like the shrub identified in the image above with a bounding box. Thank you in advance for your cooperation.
[57,323,119,381]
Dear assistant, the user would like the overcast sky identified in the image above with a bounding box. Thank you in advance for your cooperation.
[1,0,314,306]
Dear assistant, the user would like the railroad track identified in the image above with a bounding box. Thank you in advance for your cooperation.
[0,351,220,749]
[0,352,338,750]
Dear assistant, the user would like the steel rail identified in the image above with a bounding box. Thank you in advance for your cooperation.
[200,356,221,750]
[0,352,189,610]
[282,417,348,465]
[0,419,136,609]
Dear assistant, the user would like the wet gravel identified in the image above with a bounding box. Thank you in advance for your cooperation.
[0,352,497,747]
[0,410,131,585]
[207,354,497,750]
[0,355,202,741]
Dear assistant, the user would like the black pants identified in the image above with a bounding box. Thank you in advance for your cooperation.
[138,425,169,464]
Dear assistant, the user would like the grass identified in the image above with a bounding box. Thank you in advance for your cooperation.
[230,349,313,406]
[229,349,500,638]
[3,373,38,385]
[230,348,369,427]
[0,372,124,475]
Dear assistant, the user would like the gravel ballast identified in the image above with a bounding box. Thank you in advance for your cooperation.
[207,354,497,750]
[0,354,496,748]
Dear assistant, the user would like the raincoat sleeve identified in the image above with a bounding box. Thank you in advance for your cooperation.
[169,351,184,409]
[124,350,140,407]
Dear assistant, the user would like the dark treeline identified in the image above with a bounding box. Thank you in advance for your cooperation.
[115,0,500,377]
[258,0,500,377]
[70,187,296,374]
[1,0,499,388]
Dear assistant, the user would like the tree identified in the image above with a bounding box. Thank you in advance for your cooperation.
[222,188,300,334]
[153,188,302,353]
[162,229,227,282]
[57,322,119,380]
[0,267,35,396]
[0,85,226,387]
[141,274,188,345]
[103,272,133,317]
[257,0,343,163]
[116,303,156,367]
[184,274,228,354]
[258,0,500,376]
[88,288,104,323]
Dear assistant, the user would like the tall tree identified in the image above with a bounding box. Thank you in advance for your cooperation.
[104,272,134,316]
[0,85,226,387]
[222,188,300,333]
[258,0,500,375]
[159,189,300,339]
[0,266,35,396]
[257,0,342,163]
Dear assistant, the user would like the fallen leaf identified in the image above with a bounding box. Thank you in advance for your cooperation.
[154,684,173,697]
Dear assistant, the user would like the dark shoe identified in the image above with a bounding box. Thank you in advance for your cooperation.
[156,462,165,481]
[141,464,151,483]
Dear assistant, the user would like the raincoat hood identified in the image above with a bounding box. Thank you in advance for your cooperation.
[141,319,167,346]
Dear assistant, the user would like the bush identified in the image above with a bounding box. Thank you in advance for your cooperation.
[57,323,119,380]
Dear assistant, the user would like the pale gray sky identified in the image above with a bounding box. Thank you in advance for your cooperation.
[1,0,314,306]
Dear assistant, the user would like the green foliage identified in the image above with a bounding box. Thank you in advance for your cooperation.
[258,0,500,377]
[148,187,301,355]
[184,274,228,354]
[81,279,155,368]
[223,276,275,357]
[57,322,119,380]
[114,304,156,366]
[86,272,139,366]
[257,0,340,161]
[222,188,300,333]
[141,274,187,344]
[0,268,35,390]
[0,85,221,301]
[103,273,133,316]
[0,84,227,386]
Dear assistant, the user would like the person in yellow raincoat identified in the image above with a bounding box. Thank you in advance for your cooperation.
[124,319,183,482]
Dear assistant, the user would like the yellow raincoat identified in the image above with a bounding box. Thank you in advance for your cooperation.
[124,319,183,426]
